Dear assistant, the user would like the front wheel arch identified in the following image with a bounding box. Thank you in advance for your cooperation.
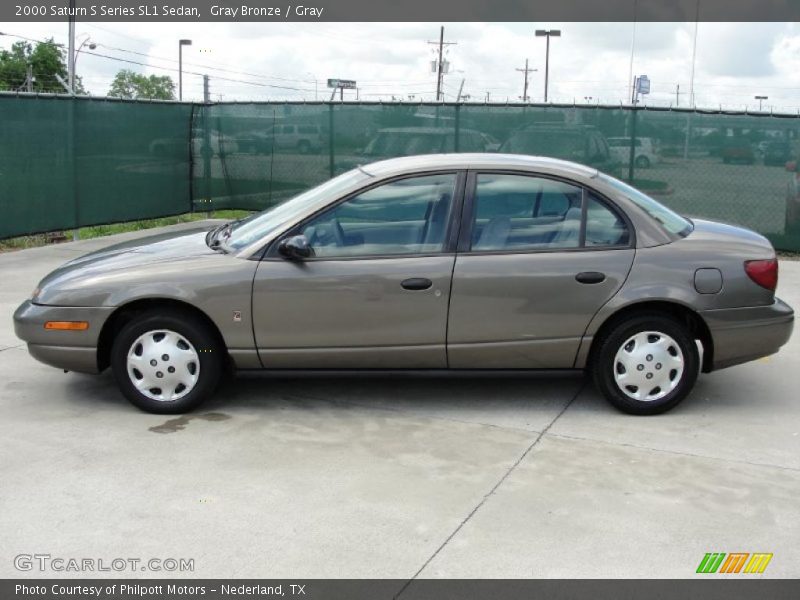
[97,299,230,373]
[587,301,714,373]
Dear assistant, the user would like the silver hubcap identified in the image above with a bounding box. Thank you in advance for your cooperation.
[127,330,200,402]
[613,331,684,402]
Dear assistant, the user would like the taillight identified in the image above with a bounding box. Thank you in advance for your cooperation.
[744,258,778,291]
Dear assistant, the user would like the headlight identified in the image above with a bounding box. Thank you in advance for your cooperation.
[31,287,41,301]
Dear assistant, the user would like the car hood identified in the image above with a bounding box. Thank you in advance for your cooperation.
[35,227,218,304]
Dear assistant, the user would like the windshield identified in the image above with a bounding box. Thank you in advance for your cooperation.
[223,169,369,252]
[598,173,693,237]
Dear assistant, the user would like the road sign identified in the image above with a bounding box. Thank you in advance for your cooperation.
[327,79,357,89]
[636,75,651,95]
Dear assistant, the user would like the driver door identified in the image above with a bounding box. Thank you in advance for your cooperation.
[252,172,463,369]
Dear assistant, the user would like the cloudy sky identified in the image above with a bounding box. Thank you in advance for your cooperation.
[2,21,799,111]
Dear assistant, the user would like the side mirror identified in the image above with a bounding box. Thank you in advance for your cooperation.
[278,235,313,261]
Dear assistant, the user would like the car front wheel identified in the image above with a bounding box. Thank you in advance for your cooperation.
[592,314,699,415]
[111,310,222,414]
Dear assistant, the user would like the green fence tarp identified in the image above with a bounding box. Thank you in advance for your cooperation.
[0,94,192,239]
[3,95,800,251]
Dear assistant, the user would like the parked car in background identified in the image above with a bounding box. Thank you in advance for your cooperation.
[237,124,325,154]
[499,125,620,175]
[335,126,491,172]
[763,140,792,167]
[150,131,239,156]
[721,137,755,164]
[607,137,659,168]
[785,160,800,234]
[480,132,501,152]
[14,154,793,416]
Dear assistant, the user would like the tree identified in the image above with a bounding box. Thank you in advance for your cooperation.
[0,38,83,93]
[108,70,175,100]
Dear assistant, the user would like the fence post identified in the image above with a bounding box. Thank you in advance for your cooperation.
[627,107,638,183]
[328,103,335,178]
[68,97,79,240]
[202,104,212,214]
[454,103,461,152]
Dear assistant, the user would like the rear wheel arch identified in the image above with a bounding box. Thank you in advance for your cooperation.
[97,299,229,373]
[588,300,714,373]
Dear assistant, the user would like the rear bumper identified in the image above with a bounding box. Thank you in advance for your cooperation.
[13,300,114,374]
[701,298,794,370]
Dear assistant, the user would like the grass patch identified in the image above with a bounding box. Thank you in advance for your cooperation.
[0,210,252,253]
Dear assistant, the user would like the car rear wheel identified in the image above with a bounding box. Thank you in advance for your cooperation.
[592,314,699,415]
[635,155,651,168]
[111,310,222,414]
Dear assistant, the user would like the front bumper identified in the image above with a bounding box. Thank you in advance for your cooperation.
[13,300,115,374]
[701,298,794,370]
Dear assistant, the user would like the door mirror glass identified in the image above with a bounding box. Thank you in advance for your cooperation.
[279,235,314,260]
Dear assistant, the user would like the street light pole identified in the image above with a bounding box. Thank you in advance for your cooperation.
[67,0,76,93]
[535,29,561,103]
[74,35,96,72]
[178,39,192,101]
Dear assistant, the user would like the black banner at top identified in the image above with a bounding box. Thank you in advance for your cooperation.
[2,0,800,22]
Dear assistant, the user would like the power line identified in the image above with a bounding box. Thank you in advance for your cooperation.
[78,49,318,92]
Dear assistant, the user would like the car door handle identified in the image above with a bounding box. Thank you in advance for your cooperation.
[401,277,433,291]
[575,272,606,284]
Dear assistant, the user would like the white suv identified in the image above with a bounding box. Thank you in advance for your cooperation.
[607,137,659,168]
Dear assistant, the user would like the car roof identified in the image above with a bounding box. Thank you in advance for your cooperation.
[362,153,600,178]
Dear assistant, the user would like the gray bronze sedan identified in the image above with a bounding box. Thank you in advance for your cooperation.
[14,154,795,415]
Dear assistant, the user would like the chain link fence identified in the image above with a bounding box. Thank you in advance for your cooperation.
[3,94,800,251]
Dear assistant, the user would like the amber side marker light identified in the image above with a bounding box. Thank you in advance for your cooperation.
[44,321,89,331]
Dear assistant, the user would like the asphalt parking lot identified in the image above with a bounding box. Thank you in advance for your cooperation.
[1,222,798,580]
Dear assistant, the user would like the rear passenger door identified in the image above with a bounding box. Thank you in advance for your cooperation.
[447,172,635,369]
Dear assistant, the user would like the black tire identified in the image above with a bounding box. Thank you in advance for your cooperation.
[591,313,699,415]
[110,309,222,414]
[635,155,651,169]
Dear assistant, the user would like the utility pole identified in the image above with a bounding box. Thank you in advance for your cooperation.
[676,84,680,106]
[428,26,456,102]
[627,0,638,105]
[178,39,192,101]
[485,91,490,102]
[688,0,700,107]
[456,78,465,102]
[516,59,536,102]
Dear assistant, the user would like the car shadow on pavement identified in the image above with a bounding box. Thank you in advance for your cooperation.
[61,365,774,422]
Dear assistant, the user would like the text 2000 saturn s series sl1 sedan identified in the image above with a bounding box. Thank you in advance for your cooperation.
[14,154,795,415]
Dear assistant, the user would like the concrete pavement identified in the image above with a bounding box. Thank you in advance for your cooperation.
[0,224,798,580]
